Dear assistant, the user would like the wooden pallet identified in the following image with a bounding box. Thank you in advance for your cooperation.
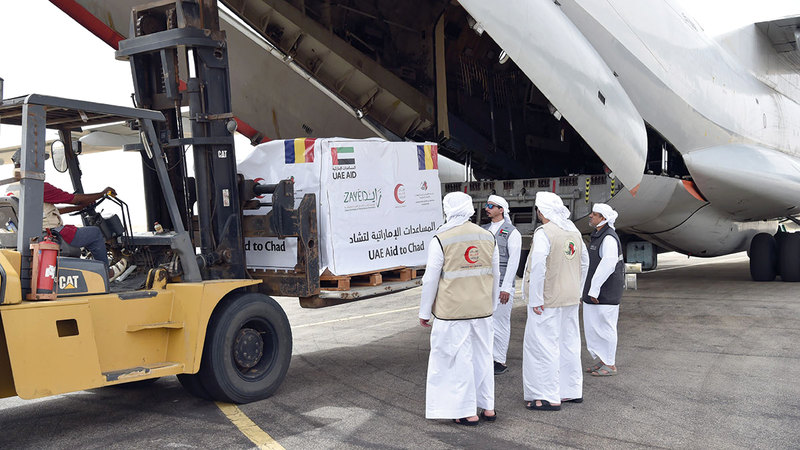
[381,267,416,282]
[320,266,421,291]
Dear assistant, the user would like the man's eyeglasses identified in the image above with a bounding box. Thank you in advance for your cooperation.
[485,203,500,209]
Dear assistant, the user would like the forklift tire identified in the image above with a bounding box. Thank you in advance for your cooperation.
[177,373,213,400]
[199,292,292,404]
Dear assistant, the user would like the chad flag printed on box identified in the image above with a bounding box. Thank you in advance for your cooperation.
[284,138,316,163]
[417,144,438,170]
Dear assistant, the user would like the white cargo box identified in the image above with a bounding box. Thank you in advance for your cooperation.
[238,138,443,275]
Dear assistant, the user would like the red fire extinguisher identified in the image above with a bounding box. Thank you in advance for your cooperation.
[28,231,60,300]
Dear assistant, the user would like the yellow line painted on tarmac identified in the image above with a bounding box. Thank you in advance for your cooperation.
[216,402,285,450]
[293,306,419,329]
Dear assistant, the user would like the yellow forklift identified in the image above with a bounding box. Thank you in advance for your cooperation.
[0,0,319,403]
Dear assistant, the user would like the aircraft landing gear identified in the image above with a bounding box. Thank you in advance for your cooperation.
[778,233,800,281]
[750,231,800,282]
[749,233,777,281]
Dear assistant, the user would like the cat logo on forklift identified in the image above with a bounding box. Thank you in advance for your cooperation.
[57,268,88,292]
[59,275,80,290]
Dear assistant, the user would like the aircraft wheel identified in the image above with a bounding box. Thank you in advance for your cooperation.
[778,233,800,282]
[774,231,788,276]
[198,292,292,404]
[749,233,777,281]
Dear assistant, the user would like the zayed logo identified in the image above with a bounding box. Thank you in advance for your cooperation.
[464,246,480,264]
[563,240,577,260]
[343,187,382,211]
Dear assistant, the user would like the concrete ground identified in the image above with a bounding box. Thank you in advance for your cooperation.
[0,252,798,449]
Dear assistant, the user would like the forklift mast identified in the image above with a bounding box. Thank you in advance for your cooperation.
[116,0,246,279]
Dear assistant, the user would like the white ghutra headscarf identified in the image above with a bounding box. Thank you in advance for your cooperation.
[487,194,511,222]
[535,191,579,232]
[592,203,618,230]
[437,192,475,233]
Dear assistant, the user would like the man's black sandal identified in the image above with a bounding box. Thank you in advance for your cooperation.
[479,411,497,422]
[452,417,480,426]
[525,400,561,411]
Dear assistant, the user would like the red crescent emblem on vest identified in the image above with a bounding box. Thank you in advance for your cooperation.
[464,246,478,264]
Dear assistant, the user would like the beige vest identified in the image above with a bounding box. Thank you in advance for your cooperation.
[42,202,63,229]
[432,222,495,320]
[522,222,583,308]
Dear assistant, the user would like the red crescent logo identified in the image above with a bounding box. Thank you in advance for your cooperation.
[464,246,478,264]
[394,183,406,204]
[254,177,265,199]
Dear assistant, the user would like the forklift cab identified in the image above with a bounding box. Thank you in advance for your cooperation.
[0,93,203,300]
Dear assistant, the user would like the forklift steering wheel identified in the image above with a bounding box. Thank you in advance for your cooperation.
[70,193,112,216]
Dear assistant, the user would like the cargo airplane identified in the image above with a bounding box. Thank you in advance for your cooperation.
[46,0,800,280]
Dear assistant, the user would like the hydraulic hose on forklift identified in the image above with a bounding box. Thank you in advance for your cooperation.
[28,231,60,300]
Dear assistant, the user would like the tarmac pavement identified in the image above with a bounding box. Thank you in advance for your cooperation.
[0,252,798,448]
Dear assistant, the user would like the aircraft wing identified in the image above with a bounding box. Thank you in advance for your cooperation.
[0,122,141,166]
[0,143,56,166]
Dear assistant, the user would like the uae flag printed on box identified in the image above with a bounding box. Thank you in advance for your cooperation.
[331,147,355,165]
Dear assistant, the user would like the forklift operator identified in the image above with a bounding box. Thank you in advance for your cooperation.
[11,151,128,281]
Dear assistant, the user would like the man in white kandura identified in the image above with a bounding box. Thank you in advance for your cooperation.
[521,191,588,411]
[582,203,624,376]
[482,195,521,375]
[419,192,500,425]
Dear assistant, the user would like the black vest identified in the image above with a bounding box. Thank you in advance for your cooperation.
[582,225,624,305]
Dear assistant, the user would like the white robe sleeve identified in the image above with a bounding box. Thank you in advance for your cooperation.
[588,235,619,298]
[527,228,550,308]
[580,239,590,293]
[500,229,522,293]
[492,244,500,301]
[419,237,443,320]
